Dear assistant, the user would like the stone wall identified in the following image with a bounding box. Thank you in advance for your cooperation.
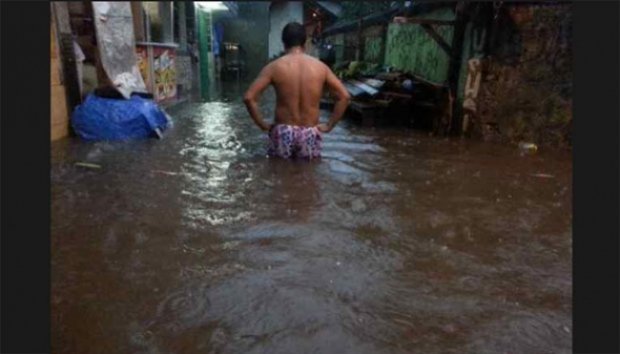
[463,4,572,146]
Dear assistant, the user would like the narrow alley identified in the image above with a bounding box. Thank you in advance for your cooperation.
[51,83,572,353]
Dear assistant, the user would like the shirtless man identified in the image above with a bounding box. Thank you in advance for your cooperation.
[243,22,351,159]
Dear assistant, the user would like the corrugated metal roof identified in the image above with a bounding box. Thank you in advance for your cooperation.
[321,6,402,37]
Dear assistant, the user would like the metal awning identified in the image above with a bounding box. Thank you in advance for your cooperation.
[321,6,403,37]
[314,1,342,17]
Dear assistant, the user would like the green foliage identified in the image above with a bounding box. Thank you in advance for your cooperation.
[333,61,379,79]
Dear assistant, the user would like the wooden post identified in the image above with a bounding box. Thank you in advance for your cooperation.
[131,2,146,42]
[447,1,468,136]
[420,23,452,56]
[355,17,362,61]
[52,2,82,107]
[159,1,174,43]
[177,2,188,52]
[51,5,70,141]
[380,23,387,66]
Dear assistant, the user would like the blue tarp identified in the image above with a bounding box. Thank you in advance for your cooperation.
[71,94,170,141]
[213,23,224,57]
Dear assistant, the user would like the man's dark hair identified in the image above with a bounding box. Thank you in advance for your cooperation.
[282,22,306,49]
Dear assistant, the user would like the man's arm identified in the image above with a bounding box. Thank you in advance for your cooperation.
[243,65,273,131]
[318,67,351,133]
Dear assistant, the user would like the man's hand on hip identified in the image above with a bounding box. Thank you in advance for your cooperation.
[317,123,332,133]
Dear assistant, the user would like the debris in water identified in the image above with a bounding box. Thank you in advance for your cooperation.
[336,261,341,266]
[518,142,538,154]
[442,324,457,334]
[351,199,366,212]
[530,173,554,179]
[221,241,241,250]
[563,325,570,333]
[153,128,163,139]
[74,162,101,169]
[152,170,179,176]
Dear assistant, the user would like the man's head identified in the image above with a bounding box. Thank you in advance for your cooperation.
[282,22,306,50]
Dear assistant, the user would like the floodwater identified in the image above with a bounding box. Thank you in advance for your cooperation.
[51,83,572,354]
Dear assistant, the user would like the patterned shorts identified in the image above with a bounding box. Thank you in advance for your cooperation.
[267,124,323,159]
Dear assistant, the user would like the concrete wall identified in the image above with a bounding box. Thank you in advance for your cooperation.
[384,7,455,84]
[268,1,304,59]
[175,54,193,94]
[221,2,270,78]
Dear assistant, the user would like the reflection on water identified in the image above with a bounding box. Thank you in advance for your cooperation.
[51,83,572,353]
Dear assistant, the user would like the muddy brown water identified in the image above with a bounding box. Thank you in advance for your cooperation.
[52,85,572,354]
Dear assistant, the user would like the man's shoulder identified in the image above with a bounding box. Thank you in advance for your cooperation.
[268,54,328,80]
[302,54,327,68]
[266,56,290,73]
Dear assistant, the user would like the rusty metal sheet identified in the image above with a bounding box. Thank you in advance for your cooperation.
[343,82,365,97]
[350,80,380,96]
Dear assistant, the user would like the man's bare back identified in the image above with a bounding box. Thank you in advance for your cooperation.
[269,52,329,126]
[243,50,349,133]
[243,22,349,158]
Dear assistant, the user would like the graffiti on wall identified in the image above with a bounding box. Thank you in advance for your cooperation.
[461,58,482,134]
[136,46,150,91]
[135,45,178,102]
[153,47,177,102]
